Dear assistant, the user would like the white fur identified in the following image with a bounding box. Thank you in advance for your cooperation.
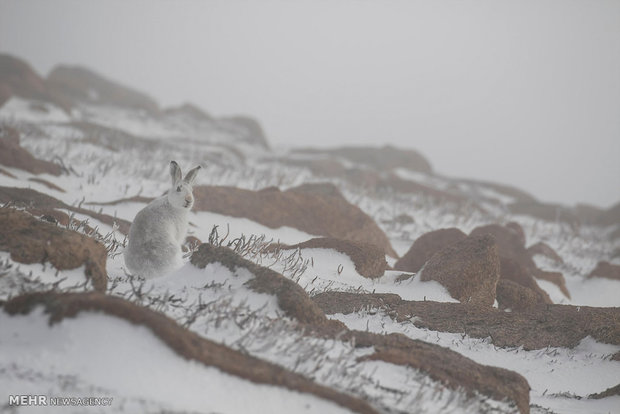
[124,161,201,278]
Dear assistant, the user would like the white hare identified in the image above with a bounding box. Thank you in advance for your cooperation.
[124,161,201,278]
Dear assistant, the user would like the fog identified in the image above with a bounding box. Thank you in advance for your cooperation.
[1,0,618,208]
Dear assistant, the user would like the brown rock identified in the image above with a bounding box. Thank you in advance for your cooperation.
[192,183,397,257]
[0,209,107,292]
[500,258,551,305]
[0,54,71,110]
[505,222,527,246]
[471,223,570,301]
[394,228,467,273]
[277,237,387,279]
[46,65,159,114]
[588,261,620,281]
[2,291,379,414]
[190,243,329,325]
[0,126,62,176]
[527,241,563,264]
[313,291,620,350]
[470,223,528,264]
[420,234,500,306]
[496,279,547,312]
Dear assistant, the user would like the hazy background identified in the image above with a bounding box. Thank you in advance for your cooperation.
[1,0,619,208]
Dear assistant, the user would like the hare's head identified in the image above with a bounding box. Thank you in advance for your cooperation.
[167,161,201,209]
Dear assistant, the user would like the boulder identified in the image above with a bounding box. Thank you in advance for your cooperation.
[192,183,397,257]
[394,228,467,273]
[46,65,159,114]
[471,223,569,301]
[0,209,107,292]
[499,258,551,305]
[496,279,547,312]
[420,234,500,306]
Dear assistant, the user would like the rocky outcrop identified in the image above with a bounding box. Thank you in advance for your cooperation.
[420,234,500,306]
[0,209,107,291]
[46,65,160,114]
[0,126,62,175]
[588,261,620,281]
[2,291,379,414]
[191,243,330,325]
[496,279,547,312]
[0,54,71,110]
[394,228,467,273]
[313,291,620,350]
[192,183,396,257]
[498,258,551,308]
[275,237,388,279]
[470,223,569,302]
[190,244,529,412]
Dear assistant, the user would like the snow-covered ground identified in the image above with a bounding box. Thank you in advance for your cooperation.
[2,96,619,414]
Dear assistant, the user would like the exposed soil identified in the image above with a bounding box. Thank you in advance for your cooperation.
[420,234,500,306]
[273,237,388,279]
[192,182,397,257]
[0,209,107,292]
[312,291,620,350]
[2,291,379,414]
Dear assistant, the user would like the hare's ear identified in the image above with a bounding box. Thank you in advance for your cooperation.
[184,165,202,185]
[170,161,182,185]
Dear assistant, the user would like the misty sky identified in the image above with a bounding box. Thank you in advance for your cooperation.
[1,0,619,208]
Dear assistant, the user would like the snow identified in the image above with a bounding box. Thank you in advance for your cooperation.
[0,97,71,123]
[2,96,619,414]
[0,308,357,414]
[333,310,620,414]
